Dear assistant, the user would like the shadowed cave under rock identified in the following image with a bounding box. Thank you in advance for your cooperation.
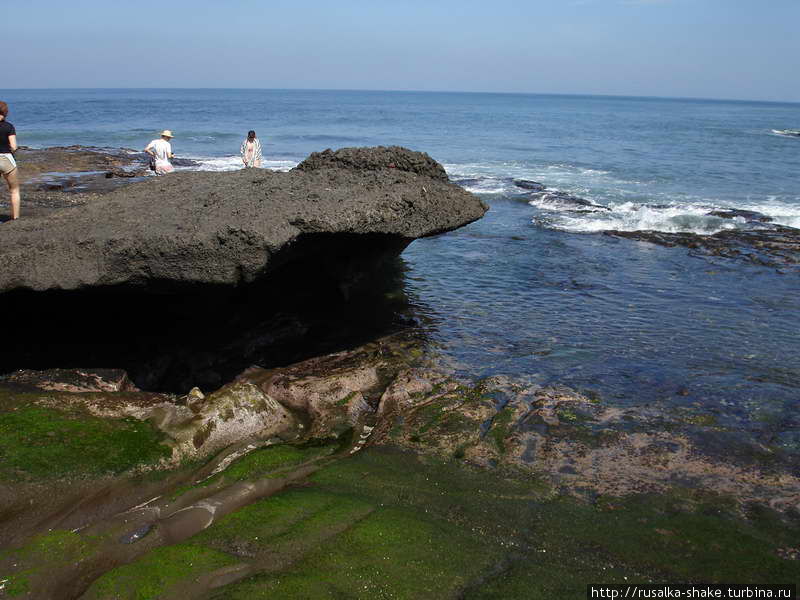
[2,232,422,393]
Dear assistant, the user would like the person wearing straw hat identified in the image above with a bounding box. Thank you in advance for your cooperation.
[144,130,175,175]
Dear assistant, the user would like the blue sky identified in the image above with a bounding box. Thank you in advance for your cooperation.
[5,0,799,101]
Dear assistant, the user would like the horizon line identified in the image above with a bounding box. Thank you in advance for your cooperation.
[3,87,799,106]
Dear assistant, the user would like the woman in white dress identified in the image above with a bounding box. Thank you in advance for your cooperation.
[240,130,262,168]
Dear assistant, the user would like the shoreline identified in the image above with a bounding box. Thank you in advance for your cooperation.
[0,146,798,595]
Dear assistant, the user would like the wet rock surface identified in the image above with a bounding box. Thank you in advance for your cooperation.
[3,334,798,504]
[605,226,800,268]
[1,335,799,598]
[705,208,773,223]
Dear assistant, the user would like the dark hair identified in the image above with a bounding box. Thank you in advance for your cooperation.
[247,130,256,140]
[0,102,7,118]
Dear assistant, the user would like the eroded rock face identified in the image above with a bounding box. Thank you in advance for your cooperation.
[0,147,487,390]
[5,333,799,510]
[3,335,799,598]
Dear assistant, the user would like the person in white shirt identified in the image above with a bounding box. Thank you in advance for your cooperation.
[144,130,175,175]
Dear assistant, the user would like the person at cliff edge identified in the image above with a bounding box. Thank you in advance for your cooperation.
[144,130,175,175]
[0,101,21,221]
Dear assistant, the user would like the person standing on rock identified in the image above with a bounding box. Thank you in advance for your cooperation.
[240,130,262,168]
[0,102,21,220]
[144,130,175,175]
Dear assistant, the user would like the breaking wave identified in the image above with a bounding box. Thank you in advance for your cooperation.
[444,161,800,235]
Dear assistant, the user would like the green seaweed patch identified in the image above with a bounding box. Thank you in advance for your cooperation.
[171,444,331,500]
[581,388,603,404]
[453,380,493,407]
[410,406,477,446]
[0,406,171,480]
[557,408,579,422]
[488,408,515,454]
[213,507,499,599]
[82,544,238,600]
[412,400,449,436]
[683,412,719,427]
[197,488,374,558]
[1,530,101,597]
[83,444,799,600]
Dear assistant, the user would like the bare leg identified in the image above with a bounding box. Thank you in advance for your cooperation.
[5,168,20,219]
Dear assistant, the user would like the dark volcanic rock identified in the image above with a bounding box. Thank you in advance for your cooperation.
[605,226,800,268]
[0,146,485,293]
[706,209,773,223]
[513,179,546,192]
[297,145,448,181]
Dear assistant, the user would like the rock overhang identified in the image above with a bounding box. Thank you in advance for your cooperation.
[0,146,487,294]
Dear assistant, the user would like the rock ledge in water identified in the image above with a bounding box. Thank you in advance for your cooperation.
[0,146,486,293]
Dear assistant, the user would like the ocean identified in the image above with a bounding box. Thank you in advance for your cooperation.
[4,88,800,447]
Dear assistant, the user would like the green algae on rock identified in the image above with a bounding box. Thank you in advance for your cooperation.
[1,335,799,597]
[67,448,800,600]
[0,404,170,481]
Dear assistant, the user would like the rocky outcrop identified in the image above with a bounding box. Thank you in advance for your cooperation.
[3,336,799,598]
[296,145,448,181]
[4,333,799,508]
[0,147,486,390]
[0,146,485,293]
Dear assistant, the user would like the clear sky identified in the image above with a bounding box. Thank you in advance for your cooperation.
[5,0,799,102]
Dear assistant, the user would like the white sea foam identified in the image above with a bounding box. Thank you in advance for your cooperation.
[537,202,735,234]
[531,197,800,235]
[179,155,298,172]
[771,129,800,138]
[443,160,799,235]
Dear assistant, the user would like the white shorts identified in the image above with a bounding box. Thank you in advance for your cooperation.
[154,160,174,176]
[0,153,16,175]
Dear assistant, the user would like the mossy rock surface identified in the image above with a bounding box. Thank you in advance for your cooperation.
[0,404,170,480]
[75,446,799,599]
[215,507,496,599]
[81,544,238,600]
[0,530,103,598]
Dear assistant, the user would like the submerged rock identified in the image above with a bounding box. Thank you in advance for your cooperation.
[513,178,546,192]
[605,226,800,268]
[706,208,773,223]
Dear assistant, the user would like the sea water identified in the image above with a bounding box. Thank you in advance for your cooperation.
[4,88,800,445]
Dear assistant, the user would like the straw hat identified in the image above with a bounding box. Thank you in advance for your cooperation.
[160,130,174,138]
